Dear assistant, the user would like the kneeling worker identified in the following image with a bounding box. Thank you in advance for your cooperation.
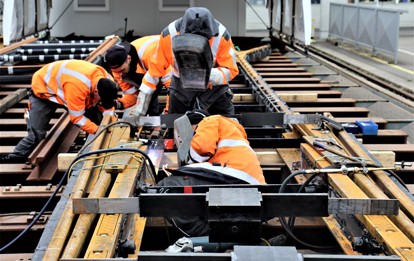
[157,109,266,237]
[0,60,119,164]
[104,36,172,115]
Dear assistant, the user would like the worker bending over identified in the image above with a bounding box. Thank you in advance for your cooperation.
[0,60,118,164]
[157,109,265,236]
[104,35,172,114]
[136,7,239,116]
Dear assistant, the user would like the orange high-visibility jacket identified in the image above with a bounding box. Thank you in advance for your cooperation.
[188,115,266,184]
[113,35,172,108]
[140,20,239,95]
[31,60,113,134]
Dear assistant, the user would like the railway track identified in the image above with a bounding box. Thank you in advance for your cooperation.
[0,35,413,259]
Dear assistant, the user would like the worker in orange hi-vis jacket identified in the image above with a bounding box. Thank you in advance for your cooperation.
[104,35,172,115]
[0,60,119,164]
[157,109,266,237]
[135,7,239,116]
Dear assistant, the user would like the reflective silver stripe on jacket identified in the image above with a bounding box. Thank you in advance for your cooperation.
[189,147,210,163]
[217,139,255,154]
[186,162,261,185]
[124,86,138,95]
[138,36,159,71]
[75,116,88,127]
[211,23,226,61]
[68,109,85,117]
[139,81,155,94]
[220,67,231,84]
[143,72,159,85]
[43,61,57,95]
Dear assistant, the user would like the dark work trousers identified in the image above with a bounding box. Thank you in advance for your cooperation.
[156,175,220,237]
[12,92,102,159]
[168,76,234,115]
[11,93,58,159]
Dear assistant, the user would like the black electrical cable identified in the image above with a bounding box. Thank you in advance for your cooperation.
[287,172,320,228]
[384,169,408,191]
[0,147,155,253]
[79,120,137,154]
[278,169,340,251]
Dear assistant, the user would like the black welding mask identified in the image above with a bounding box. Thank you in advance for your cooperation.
[172,33,213,91]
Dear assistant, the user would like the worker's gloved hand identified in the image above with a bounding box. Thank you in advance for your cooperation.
[134,91,152,116]
[209,68,224,86]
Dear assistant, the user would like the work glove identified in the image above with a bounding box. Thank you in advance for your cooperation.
[134,91,152,116]
[209,68,224,86]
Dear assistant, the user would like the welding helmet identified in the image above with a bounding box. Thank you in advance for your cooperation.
[185,109,210,125]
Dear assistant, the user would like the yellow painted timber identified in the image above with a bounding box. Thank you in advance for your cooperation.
[128,214,147,257]
[84,136,144,258]
[302,142,414,260]
[43,115,114,261]
[338,131,414,221]
[61,173,112,258]
[275,147,356,253]
[61,125,130,258]
[324,216,359,255]
[353,173,414,242]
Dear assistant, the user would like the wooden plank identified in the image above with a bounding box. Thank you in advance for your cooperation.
[252,63,297,67]
[57,153,77,172]
[356,129,408,144]
[269,83,331,90]
[264,78,321,83]
[258,72,313,77]
[300,130,414,259]
[287,98,356,105]
[0,131,27,138]
[278,93,318,102]
[276,148,309,185]
[0,89,27,114]
[276,90,343,98]
[333,117,388,128]
[0,118,58,125]
[292,107,369,117]
[255,67,306,72]
[370,151,396,167]
[364,144,414,153]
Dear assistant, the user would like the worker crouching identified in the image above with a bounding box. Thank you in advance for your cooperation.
[137,7,239,116]
[157,109,266,237]
[0,60,118,164]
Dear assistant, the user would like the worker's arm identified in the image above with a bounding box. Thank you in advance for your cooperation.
[112,71,138,109]
[209,34,239,86]
[65,83,99,134]
[137,33,172,115]
[140,33,172,94]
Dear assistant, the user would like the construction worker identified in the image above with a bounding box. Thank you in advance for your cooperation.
[157,109,265,236]
[135,7,239,116]
[104,36,172,115]
[0,60,118,164]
